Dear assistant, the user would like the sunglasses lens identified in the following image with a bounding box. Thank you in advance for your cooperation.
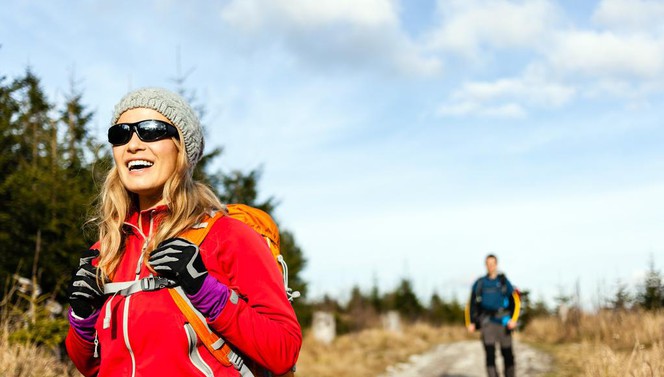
[136,120,169,142]
[108,124,132,145]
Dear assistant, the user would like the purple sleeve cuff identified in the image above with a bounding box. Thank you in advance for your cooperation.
[68,308,99,343]
[187,275,230,320]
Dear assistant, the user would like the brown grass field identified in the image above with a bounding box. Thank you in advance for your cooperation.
[520,310,664,377]
[1,310,662,376]
[296,323,471,377]
[0,335,80,376]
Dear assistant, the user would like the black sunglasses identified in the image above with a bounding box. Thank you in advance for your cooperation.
[108,119,180,146]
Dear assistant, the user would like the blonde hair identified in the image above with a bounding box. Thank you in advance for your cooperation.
[94,137,224,279]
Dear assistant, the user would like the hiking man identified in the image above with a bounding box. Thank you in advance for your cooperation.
[465,254,521,377]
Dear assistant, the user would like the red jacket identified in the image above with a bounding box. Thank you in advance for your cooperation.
[66,206,302,376]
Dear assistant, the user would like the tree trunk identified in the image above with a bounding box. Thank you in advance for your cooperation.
[29,229,42,325]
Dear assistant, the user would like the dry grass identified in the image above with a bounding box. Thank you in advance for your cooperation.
[522,310,664,377]
[0,335,80,377]
[295,322,470,377]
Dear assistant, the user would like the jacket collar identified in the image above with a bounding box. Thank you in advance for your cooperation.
[125,204,170,237]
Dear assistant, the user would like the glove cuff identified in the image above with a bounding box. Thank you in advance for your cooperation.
[68,307,99,343]
[187,275,230,320]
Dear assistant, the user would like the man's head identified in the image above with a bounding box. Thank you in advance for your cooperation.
[485,254,498,277]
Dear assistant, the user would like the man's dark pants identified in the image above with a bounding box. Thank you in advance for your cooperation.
[480,321,515,377]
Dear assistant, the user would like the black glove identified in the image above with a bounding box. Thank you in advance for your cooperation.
[67,249,105,318]
[149,238,208,295]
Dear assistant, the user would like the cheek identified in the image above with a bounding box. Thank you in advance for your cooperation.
[165,153,178,174]
[112,147,124,168]
[156,142,180,174]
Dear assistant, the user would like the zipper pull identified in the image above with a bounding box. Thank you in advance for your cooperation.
[93,332,99,358]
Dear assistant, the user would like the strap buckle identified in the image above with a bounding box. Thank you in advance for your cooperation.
[227,351,245,371]
[140,276,173,291]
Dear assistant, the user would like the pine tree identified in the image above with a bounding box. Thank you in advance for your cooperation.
[428,292,464,325]
[0,70,98,298]
[638,257,663,311]
[428,291,445,325]
[610,279,633,311]
[369,277,383,314]
[390,278,423,322]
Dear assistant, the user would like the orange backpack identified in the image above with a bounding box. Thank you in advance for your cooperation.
[171,204,297,376]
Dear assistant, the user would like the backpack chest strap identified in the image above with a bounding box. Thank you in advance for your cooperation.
[104,276,175,296]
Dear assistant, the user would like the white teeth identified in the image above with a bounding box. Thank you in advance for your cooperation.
[128,160,154,170]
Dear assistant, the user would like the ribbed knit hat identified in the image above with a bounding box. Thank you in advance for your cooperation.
[111,87,204,168]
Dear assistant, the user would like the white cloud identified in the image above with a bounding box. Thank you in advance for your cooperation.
[219,0,441,76]
[437,101,526,118]
[548,30,664,79]
[426,0,560,58]
[425,0,664,115]
[593,0,664,34]
[221,0,398,31]
[437,67,575,117]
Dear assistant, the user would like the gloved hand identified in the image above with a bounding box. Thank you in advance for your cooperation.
[149,238,208,295]
[67,249,105,318]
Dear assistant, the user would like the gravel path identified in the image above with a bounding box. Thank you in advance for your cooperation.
[379,339,553,377]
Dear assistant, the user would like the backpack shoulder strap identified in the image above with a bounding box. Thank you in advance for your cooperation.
[498,273,508,296]
[474,276,485,303]
[168,210,256,375]
[179,210,225,245]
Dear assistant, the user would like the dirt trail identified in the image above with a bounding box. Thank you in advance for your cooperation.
[379,339,553,377]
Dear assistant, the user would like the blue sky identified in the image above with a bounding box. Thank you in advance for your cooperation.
[3,0,664,308]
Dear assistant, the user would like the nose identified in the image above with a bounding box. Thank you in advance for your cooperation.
[125,131,145,152]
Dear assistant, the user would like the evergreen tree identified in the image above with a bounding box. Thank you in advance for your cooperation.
[428,291,464,325]
[638,257,663,311]
[345,285,376,331]
[388,278,423,322]
[428,291,445,325]
[0,70,97,296]
[609,279,633,311]
[516,290,548,329]
[60,76,93,169]
[369,277,382,314]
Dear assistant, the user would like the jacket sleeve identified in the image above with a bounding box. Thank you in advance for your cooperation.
[505,277,521,322]
[203,217,302,375]
[65,327,100,377]
[467,279,480,325]
[65,245,102,377]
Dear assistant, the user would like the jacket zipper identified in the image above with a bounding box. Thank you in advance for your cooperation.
[93,333,99,358]
[118,210,214,376]
[120,211,154,377]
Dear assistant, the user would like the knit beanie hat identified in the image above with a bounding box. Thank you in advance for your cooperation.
[111,87,204,168]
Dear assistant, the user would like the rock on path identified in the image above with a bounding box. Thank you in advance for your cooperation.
[379,340,553,377]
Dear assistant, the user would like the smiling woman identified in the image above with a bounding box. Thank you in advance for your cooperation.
[64,87,301,377]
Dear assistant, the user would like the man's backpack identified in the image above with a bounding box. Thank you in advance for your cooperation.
[474,273,508,306]
[471,273,511,329]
